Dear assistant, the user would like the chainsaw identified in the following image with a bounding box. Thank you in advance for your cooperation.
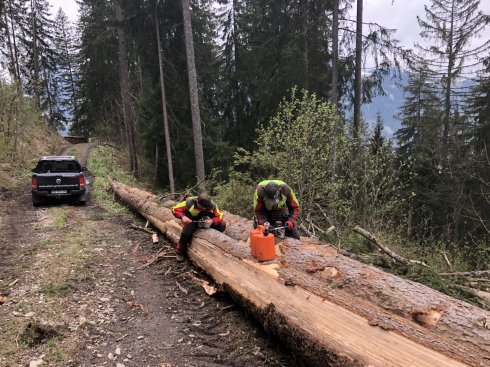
[193,216,212,228]
[263,222,287,239]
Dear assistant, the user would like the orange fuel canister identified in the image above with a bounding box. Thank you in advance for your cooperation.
[255,232,275,261]
[249,225,264,257]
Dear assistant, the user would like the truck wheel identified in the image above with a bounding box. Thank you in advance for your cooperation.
[32,196,41,207]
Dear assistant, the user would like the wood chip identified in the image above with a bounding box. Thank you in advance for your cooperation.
[186,272,217,295]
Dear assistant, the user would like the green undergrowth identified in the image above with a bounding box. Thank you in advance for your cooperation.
[41,282,74,296]
[88,145,142,214]
[0,83,68,191]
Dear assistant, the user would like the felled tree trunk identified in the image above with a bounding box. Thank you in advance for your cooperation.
[109,178,490,367]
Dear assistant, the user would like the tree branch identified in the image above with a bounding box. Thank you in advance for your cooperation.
[353,225,428,267]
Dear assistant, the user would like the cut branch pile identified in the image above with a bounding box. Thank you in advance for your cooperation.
[109,178,490,367]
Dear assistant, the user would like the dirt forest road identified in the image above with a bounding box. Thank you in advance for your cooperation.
[0,144,299,367]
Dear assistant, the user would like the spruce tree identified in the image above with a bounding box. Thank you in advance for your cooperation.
[52,7,79,127]
[0,0,29,86]
[75,0,119,138]
[21,0,56,112]
[416,0,490,151]
[412,0,489,258]
[395,61,443,238]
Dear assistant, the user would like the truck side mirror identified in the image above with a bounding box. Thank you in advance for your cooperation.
[82,167,87,171]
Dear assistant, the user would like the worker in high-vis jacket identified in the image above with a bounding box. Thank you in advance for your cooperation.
[171,193,226,261]
[253,179,300,239]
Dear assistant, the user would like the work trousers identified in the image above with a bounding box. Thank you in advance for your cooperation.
[176,220,227,254]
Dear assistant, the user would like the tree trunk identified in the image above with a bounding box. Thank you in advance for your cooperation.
[155,0,175,193]
[331,0,339,108]
[8,1,21,88]
[137,55,144,95]
[443,0,456,153]
[153,143,158,186]
[31,0,41,108]
[330,0,340,177]
[3,7,18,83]
[353,0,363,150]
[300,0,309,89]
[109,178,490,367]
[114,0,138,177]
[181,0,206,185]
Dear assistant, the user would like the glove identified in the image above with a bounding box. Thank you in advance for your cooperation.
[286,220,294,231]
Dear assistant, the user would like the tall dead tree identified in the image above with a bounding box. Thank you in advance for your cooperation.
[181,0,206,184]
[330,0,339,108]
[353,0,363,151]
[155,0,175,193]
[114,0,138,177]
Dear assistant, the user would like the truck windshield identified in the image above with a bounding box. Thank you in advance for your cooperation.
[37,161,80,173]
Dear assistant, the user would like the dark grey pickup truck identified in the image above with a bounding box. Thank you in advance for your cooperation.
[31,156,87,206]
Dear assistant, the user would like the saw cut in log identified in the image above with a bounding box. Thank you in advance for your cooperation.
[109,178,490,367]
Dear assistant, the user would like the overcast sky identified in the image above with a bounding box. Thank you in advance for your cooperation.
[48,0,489,53]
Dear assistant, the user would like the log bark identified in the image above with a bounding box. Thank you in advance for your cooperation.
[109,178,490,367]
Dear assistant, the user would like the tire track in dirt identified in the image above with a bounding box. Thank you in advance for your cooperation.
[1,144,302,366]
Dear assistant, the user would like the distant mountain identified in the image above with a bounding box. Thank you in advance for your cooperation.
[361,70,476,138]
[361,70,408,137]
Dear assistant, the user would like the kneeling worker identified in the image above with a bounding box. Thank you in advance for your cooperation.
[254,179,300,239]
[171,193,226,261]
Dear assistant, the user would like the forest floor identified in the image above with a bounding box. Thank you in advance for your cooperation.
[0,144,299,367]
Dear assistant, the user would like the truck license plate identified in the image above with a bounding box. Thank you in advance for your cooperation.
[52,190,67,194]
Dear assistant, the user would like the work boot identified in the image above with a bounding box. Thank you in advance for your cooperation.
[175,243,186,262]
[176,253,185,262]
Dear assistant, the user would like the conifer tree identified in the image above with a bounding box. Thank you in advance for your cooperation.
[181,0,205,182]
[22,0,56,113]
[416,0,490,152]
[52,7,79,127]
[0,0,28,86]
[75,0,119,138]
[395,61,444,236]
[410,0,489,256]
